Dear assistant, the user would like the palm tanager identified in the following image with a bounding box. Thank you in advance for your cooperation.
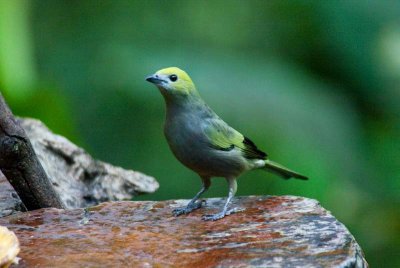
[146,67,308,221]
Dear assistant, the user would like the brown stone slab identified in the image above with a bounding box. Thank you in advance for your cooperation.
[0,196,368,267]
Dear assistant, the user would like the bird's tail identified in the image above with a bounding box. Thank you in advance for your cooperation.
[263,159,308,180]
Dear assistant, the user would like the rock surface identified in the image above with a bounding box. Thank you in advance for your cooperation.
[1,118,158,214]
[0,173,25,218]
[0,196,368,267]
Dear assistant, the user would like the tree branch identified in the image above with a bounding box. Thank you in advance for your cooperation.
[0,93,64,210]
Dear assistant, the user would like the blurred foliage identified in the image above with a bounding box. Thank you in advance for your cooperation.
[0,0,399,266]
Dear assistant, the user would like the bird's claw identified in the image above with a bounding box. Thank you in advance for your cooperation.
[202,212,225,221]
[172,200,205,216]
[202,207,244,221]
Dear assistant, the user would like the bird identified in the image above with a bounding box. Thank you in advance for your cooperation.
[146,67,308,221]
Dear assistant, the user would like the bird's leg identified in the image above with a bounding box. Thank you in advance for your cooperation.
[202,178,241,221]
[173,177,211,216]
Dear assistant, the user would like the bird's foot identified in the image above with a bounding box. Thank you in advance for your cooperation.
[202,207,244,221]
[172,200,205,217]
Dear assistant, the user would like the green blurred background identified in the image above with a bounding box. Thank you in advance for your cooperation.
[1,0,399,266]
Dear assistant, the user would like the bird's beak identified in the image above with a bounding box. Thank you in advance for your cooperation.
[145,74,165,85]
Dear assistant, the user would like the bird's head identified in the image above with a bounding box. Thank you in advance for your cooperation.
[146,67,198,98]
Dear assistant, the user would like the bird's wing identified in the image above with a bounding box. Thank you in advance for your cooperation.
[202,118,267,160]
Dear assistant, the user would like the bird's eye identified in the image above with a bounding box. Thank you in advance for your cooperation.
[169,74,178,82]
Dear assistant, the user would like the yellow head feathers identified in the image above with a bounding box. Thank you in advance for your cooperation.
[156,67,193,84]
[146,67,198,97]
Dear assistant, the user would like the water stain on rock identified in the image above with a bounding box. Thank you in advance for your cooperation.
[0,195,367,267]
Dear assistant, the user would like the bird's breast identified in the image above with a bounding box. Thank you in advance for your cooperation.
[163,114,247,177]
[164,114,204,160]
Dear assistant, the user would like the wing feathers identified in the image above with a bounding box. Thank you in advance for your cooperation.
[203,119,267,160]
[243,136,267,159]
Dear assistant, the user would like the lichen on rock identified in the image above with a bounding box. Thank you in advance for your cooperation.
[20,118,159,208]
[0,118,159,216]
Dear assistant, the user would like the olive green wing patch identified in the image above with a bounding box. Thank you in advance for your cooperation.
[203,119,267,160]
